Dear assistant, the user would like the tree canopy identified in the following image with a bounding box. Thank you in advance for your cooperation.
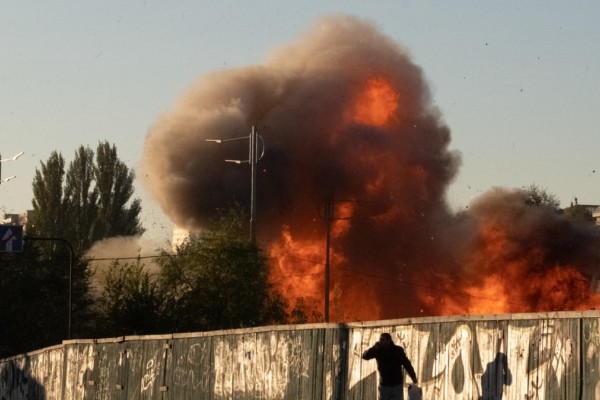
[29,141,143,253]
[0,141,144,357]
[97,260,164,337]
[156,205,287,332]
[522,184,560,210]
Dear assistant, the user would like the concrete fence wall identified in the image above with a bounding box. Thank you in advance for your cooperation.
[2,310,600,399]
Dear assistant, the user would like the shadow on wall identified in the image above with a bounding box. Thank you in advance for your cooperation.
[0,357,46,400]
[346,371,378,400]
[479,352,512,400]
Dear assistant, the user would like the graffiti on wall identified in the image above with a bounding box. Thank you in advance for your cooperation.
[212,332,311,399]
[172,341,211,390]
[584,318,600,399]
[3,314,599,400]
[349,319,577,399]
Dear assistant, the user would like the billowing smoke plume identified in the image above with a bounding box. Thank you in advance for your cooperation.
[142,15,600,321]
[429,189,600,315]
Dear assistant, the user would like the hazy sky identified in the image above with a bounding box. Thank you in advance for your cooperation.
[2,1,599,244]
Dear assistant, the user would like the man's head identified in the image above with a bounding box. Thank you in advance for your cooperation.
[379,333,393,347]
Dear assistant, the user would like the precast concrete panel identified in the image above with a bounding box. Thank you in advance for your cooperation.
[434,320,479,399]
[211,328,316,399]
[473,320,509,400]
[100,341,128,400]
[165,335,213,399]
[1,311,599,399]
[81,342,114,400]
[510,318,579,399]
[165,326,345,399]
[322,327,347,400]
[0,349,61,400]
[28,346,64,400]
[118,338,169,400]
[582,317,600,399]
[347,315,584,400]
[63,342,96,400]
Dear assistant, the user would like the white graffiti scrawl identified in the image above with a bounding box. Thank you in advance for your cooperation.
[349,319,577,400]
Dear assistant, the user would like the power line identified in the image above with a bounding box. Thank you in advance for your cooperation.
[272,253,529,308]
[89,250,527,308]
[90,254,172,261]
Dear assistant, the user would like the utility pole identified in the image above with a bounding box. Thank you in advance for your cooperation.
[249,125,259,243]
[321,198,353,322]
[324,199,333,322]
[206,126,264,243]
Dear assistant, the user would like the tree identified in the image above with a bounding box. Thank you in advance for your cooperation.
[29,141,143,253]
[94,142,143,240]
[65,146,98,252]
[97,260,164,337]
[157,205,287,332]
[0,245,74,357]
[24,141,143,342]
[30,151,67,239]
[522,184,560,210]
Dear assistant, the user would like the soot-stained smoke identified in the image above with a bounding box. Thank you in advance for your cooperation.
[142,15,600,321]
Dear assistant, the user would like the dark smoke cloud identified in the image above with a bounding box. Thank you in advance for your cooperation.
[431,188,600,314]
[142,15,600,320]
[142,15,458,230]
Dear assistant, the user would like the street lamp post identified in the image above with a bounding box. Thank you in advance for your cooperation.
[249,125,260,243]
[206,125,264,242]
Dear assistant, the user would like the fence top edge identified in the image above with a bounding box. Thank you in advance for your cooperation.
[345,310,600,328]
[5,310,600,360]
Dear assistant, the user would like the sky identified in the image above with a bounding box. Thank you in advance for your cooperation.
[2,1,599,247]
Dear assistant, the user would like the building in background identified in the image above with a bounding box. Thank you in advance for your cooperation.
[593,206,600,226]
[1,211,32,230]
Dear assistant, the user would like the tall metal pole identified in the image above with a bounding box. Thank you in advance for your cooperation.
[249,125,258,243]
[206,128,262,243]
[324,199,333,322]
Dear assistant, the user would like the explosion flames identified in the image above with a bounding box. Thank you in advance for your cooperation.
[142,15,600,321]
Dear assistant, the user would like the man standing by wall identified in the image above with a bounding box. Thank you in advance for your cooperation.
[362,332,418,400]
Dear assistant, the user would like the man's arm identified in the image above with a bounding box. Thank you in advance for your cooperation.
[404,361,418,384]
[399,348,418,383]
[362,343,380,360]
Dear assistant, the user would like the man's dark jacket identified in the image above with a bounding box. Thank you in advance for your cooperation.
[362,343,417,386]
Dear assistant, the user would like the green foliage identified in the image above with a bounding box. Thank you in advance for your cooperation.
[29,141,144,253]
[3,141,144,352]
[65,146,98,252]
[97,260,164,337]
[30,151,67,239]
[157,205,288,332]
[522,184,560,210]
[94,142,144,240]
[0,243,89,357]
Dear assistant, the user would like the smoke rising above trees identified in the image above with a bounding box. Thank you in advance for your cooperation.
[142,15,600,320]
